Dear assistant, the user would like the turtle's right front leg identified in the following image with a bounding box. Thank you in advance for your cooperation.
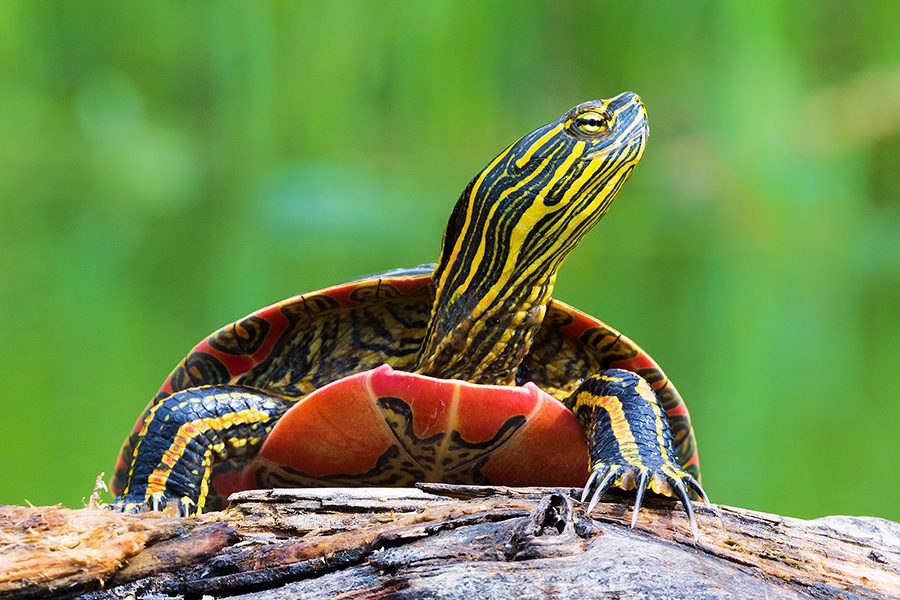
[112,386,294,515]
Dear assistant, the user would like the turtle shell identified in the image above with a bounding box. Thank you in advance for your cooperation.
[112,266,699,506]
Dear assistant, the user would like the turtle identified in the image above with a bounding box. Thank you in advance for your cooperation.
[111,91,707,535]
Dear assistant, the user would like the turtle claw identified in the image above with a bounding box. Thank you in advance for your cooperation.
[580,462,708,541]
[580,467,602,503]
[149,493,165,513]
[583,465,622,515]
[108,492,198,517]
[148,493,197,516]
[687,476,710,505]
[105,498,146,514]
[630,470,650,529]
[671,477,698,539]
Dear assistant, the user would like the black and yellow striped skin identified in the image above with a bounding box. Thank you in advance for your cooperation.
[112,93,706,529]
[416,94,649,384]
[567,370,705,536]
[123,386,293,514]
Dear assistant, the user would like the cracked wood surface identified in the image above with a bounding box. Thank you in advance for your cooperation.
[1,486,899,599]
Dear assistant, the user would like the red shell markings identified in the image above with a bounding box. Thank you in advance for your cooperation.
[239,364,589,491]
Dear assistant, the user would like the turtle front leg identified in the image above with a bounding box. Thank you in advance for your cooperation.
[111,385,293,516]
[564,369,708,538]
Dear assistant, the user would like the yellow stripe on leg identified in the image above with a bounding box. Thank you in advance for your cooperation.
[143,406,273,507]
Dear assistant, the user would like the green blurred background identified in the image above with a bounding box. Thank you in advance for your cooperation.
[1,1,898,521]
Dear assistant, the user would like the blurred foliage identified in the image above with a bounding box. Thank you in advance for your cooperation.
[1,1,898,521]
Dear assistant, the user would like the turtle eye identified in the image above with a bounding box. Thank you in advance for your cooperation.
[573,111,608,136]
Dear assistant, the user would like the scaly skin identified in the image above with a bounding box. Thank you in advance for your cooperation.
[115,386,292,514]
[416,94,650,384]
[565,370,707,537]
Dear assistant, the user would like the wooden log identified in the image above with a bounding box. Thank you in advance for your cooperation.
[1,486,898,599]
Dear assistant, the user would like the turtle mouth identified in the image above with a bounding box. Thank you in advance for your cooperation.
[581,122,649,161]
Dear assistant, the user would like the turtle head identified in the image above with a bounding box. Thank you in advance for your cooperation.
[417,93,649,384]
[435,92,648,282]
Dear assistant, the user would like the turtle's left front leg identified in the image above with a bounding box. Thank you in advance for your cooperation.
[563,369,708,538]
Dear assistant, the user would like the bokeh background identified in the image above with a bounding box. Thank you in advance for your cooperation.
[1,1,898,521]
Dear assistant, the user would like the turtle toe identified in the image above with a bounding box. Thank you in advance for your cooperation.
[580,460,708,540]
[108,491,199,517]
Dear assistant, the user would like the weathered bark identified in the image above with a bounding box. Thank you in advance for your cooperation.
[1,486,898,599]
